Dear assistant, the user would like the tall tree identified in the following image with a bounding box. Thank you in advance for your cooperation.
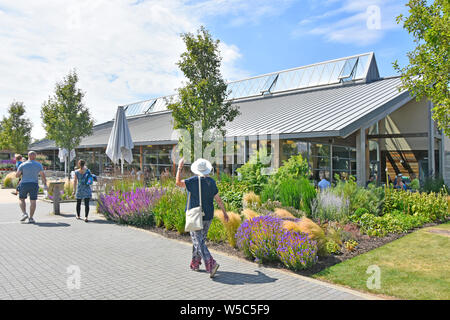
[41,70,94,167]
[0,101,33,154]
[167,26,240,161]
[393,0,450,135]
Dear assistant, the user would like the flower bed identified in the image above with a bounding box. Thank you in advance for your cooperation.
[95,153,450,275]
[235,215,318,271]
[98,187,166,226]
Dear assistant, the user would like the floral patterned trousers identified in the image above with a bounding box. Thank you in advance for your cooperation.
[190,219,216,271]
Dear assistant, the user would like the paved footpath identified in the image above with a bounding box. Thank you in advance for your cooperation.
[0,188,375,300]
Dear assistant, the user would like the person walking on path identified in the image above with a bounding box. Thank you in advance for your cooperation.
[12,154,23,196]
[72,159,92,222]
[176,157,229,278]
[15,151,47,223]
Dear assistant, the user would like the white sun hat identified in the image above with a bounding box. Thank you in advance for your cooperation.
[191,158,213,176]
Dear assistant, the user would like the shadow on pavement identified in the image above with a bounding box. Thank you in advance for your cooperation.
[212,270,278,285]
[34,222,71,228]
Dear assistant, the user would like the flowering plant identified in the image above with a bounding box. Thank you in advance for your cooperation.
[235,215,318,270]
[98,187,166,226]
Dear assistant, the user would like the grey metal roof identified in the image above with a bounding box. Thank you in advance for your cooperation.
[30,76,411,152]
[29,139,59,151]
[124,52,380,117]
[226,76,410,139]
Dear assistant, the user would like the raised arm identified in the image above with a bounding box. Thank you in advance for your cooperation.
[175,158,186,188]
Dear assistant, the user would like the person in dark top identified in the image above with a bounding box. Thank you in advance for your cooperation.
[176,157,229,278]
[13,154,23,195]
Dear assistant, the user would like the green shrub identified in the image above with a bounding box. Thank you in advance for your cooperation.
[332,176,384,215]
[325,240,341,254]
[384,188,448,220]
[422,177,449,194]
[354,207,369,218]
[236,148,272,194]
[207,217,228,242]
[410,178,420,191]
[273,154,310,181]
[217,179,249,211]
[152,188,187,233]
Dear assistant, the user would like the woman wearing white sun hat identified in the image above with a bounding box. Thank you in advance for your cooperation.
[176,157,229,278]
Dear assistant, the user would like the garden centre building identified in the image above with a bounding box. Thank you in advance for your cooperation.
[30,52,450,186]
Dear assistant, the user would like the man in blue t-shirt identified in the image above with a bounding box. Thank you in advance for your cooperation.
[16,151,48,223]
[318,171,331,191]
[176,157,229,278]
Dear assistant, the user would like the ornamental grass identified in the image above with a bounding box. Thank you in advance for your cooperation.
[3,172,18,188]
[242,191,261,209]
[273,208,295,219]
[214,210,242,247]
[242,208,259,221]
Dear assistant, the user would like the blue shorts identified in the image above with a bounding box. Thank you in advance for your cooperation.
[19,182,39,200]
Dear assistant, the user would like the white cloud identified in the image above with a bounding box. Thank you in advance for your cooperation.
[191,0,295,26]
[292,0,405,45]
[0,0,256,139]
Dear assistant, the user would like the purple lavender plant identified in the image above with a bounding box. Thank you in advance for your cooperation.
[235,215,318,270]
[277,230,318,270]
[98,187,166,225]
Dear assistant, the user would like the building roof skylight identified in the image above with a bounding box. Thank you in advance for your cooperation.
[124,52,379,117]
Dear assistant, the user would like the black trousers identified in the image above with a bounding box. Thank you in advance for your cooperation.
[76,198,90,218]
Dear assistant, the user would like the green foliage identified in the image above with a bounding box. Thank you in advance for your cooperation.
[236,148,271,194]
[167,26,240,158]
[393,0,450,135]
[278,177,316,213]
[0,101,32,153]
[410,178,420,191]
[261,183,277,203]
[151,189,187,233]
[422,176,449,194]
[41,70,94,158]
[325,240,341,255]
[103,177,146,194]
[353,211,430,237]
[332,176,384,215]
[384,188,448,220]
[353,207,369,218]
[216,177,249,211]
[352,188,449,237]
[273,154,310,182]
[207,217,228,242]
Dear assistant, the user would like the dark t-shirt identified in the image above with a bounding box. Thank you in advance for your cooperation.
[185,176,218,221]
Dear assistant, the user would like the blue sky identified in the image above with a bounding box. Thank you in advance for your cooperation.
[202,0,412,78]
[0,0,414,139]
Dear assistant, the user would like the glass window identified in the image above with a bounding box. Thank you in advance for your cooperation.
[310,143,331,181]
[331,145,357,180]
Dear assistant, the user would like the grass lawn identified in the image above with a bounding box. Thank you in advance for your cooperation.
[313,222,450,300]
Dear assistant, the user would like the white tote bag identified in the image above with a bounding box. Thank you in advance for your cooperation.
[185,176,205,232]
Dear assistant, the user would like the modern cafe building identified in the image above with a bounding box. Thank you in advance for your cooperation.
[30,52,450,186]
